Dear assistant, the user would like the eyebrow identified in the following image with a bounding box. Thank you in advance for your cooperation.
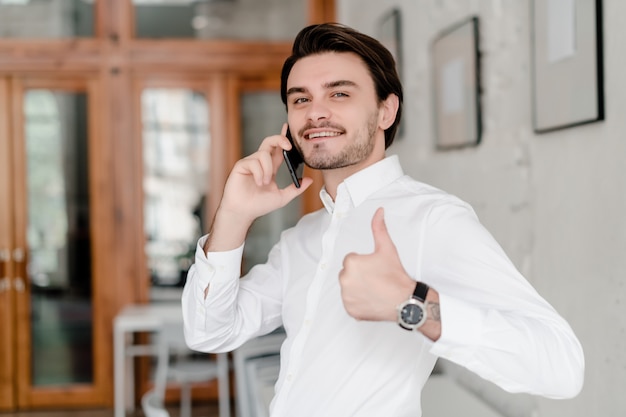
[286,80,358,97]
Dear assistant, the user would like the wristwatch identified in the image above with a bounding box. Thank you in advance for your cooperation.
[397,282,429,331]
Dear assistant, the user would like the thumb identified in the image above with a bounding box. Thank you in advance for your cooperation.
[371,207,396,253]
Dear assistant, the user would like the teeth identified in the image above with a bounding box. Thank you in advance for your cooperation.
[308,131,341,139]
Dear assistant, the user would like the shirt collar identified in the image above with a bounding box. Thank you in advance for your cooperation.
[319,155,404,214]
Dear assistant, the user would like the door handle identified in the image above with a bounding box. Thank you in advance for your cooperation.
[12,247,27,293]
[0,249,9,293]
[0,248,28,293]
[13,248,24,263]
[14,277,25,293]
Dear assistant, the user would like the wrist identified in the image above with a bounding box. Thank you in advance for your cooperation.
[397,282,429,331]
[420,288,441,341]
[387,274,420,321]
[396,282,441,341]
[204,208,253,253]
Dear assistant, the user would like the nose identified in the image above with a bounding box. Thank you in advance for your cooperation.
[305,99,331,122]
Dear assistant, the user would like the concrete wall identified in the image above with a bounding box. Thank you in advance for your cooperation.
[337,1,625,416]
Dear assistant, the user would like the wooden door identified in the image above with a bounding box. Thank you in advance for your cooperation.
[0,76,110,408]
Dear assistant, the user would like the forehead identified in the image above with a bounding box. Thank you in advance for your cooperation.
[287,52,373,90]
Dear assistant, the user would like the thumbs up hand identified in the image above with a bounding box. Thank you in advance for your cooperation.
[339,207,416,322]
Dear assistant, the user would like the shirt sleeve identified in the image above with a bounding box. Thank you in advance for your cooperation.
[423,200,585,399]
[182,235,284,353]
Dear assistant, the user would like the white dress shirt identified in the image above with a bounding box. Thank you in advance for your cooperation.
[182,155,584,417]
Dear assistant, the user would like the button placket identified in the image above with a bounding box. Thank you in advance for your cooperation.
[278,206,346,402]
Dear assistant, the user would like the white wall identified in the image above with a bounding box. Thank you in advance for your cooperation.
[338,1,625,416]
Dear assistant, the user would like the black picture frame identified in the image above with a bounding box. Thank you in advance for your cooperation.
[431,16,482,150]
[531,0,604,133]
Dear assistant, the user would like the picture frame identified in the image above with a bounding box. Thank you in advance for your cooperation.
[377,8,404,139]
[378,8,403,77]
[531,0,604,133]
[431,16,482,150]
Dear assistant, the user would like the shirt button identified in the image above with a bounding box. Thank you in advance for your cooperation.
[320,262,327,270]
[287,373,293,382]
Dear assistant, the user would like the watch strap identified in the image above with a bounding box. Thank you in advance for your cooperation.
[412,282,429,302]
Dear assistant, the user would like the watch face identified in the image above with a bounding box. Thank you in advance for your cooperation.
[401,303,424,325]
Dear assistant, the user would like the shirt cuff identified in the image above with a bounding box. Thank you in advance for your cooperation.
[194,235,244,291]
[429,292,486,357]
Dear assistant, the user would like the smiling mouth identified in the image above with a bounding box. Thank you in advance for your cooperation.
[306,131,343,140]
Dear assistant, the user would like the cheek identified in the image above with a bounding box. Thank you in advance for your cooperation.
[339,105,371,128]
[287,112,305,136]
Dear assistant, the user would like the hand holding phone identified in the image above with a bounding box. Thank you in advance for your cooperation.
[282,128,304,188]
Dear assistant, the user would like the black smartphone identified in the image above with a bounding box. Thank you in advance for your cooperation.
[282,127,304,188]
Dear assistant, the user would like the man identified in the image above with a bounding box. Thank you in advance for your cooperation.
[182,23,584,416]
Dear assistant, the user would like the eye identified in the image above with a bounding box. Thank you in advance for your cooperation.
[332,92,349,98]
[293,97,309,105]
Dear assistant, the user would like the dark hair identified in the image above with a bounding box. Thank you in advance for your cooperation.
[280,23,403,149]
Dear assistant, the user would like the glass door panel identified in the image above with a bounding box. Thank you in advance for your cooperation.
[140,88,210,301]
[132,0,306,40]
[0,0,94,38]
[23,90,94,386]
[241,91,300,273]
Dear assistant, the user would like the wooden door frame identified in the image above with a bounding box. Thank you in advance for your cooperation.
[8,76,110,408]
[0,78,17,412]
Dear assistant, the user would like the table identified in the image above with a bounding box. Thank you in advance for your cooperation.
[113,302,183,417]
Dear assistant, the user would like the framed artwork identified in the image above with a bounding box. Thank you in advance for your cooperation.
[378,8,402,76]
[531,0,604,133]
[378,8,404,138]
[431,16,482,150]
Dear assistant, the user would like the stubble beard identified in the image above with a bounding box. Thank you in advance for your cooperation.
[303,111,379,170]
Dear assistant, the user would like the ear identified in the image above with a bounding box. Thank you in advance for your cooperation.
[378,94,399,130]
